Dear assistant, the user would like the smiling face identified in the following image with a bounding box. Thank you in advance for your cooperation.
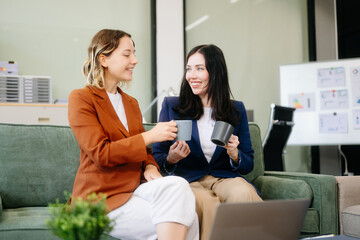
[185,52,210,102]
[100,36,138,85]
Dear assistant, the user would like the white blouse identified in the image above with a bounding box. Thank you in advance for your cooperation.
[107,91,129,132]
[197,107,217,163]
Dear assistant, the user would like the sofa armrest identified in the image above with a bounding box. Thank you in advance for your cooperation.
[335,176,360,234]
[253,175,313,200]
[264,171,338,235]
[336,176,360,213]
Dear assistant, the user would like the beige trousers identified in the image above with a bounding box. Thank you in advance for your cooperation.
[190,175,262,240]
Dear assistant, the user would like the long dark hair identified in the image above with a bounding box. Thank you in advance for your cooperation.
[174,44,239,126]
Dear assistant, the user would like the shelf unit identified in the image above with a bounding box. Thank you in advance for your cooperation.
[0,75,51,104]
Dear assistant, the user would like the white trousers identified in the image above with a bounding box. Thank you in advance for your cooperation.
[107,176,199,240]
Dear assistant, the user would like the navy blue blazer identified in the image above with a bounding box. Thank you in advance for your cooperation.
[153,97,255,183]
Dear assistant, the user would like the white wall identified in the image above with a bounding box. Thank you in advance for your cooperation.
[0,0,152,112]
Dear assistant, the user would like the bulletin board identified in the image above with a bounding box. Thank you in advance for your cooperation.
[280,58,360,145]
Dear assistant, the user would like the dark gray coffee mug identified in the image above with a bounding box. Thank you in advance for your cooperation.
[211,121,234,146]
[175,120,192,141]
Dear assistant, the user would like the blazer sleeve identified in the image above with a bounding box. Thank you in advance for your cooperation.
[152,97,174,173]
[68,89,157,169]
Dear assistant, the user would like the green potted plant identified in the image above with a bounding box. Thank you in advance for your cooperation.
[47,192,113,240]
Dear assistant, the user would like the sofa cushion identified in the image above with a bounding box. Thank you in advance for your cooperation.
[253,175,313,200]
[0,207,49,231]
[0,124,79,208]
[0,229,61,240]
[342,205,360,238]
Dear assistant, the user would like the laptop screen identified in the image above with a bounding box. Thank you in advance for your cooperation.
[209,199,310,240]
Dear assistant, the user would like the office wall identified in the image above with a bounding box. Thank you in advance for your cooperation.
[185,0,309,172]
[0,0,152,114]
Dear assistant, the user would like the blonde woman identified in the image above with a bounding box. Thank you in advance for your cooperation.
[68,29,199,240]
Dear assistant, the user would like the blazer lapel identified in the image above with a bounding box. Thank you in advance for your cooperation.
[90,86,130,138]
[120,89,140,136]
[190,119,209,162]
[210,146,224,163]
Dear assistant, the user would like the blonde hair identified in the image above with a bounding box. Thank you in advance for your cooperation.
[83,29,132,88]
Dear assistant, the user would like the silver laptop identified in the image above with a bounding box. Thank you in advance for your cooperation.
[209,199,310,240]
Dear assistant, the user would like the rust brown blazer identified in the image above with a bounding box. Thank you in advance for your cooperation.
[68,85,159,211]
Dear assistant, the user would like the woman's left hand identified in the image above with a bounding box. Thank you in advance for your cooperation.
[144,164,162,181]
[224,134,240,162]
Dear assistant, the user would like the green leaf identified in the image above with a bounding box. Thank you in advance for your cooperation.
[46,192,114,240]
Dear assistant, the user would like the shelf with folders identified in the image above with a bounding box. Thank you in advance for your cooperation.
[0,75,52,104]
[0,75,21,103]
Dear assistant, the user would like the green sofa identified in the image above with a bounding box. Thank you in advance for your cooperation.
[0,123,117,240]
[0,122,338,239]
